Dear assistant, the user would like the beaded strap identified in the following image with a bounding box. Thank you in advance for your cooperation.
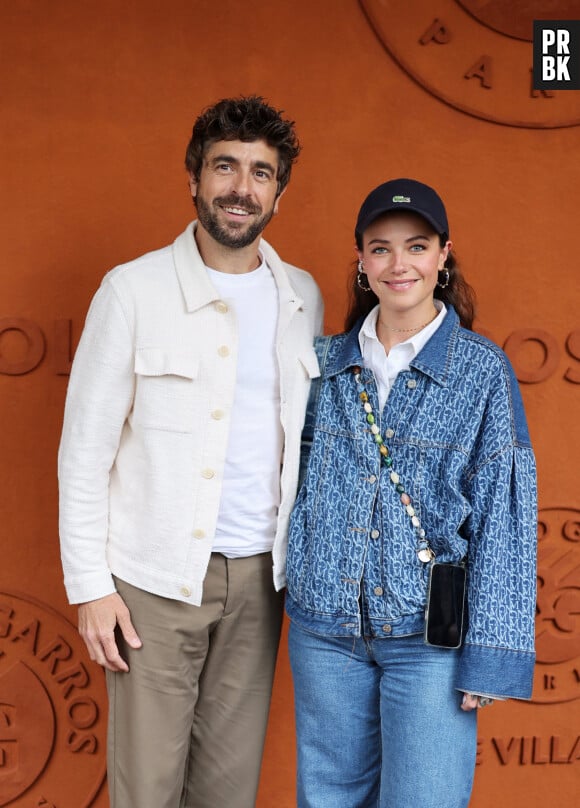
[353,366,435,563]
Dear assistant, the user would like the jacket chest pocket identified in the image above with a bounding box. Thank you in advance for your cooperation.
[132,347,201,433]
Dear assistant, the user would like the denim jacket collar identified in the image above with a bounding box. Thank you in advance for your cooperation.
[326,305,460,388]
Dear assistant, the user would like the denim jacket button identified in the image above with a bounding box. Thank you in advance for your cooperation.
[373,586,384,596]
[368,474,377,484]
[385,428,395,438]
[370,529,380,539]
[407,379,417,389]
[382,624,392,634]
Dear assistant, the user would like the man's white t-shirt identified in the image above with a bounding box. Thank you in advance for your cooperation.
[206,260,283,557]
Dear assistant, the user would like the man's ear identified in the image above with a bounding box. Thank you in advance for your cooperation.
[188,173,198,199]
[273,186,287,215]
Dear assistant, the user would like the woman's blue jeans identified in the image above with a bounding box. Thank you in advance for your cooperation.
[289,622,477,808]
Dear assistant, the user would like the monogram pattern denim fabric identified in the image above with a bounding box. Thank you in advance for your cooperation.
[286,306,537,699]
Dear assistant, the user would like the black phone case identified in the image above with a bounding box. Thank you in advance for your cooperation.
[425,562,466,648]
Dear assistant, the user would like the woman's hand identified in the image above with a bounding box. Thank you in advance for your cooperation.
[461,693,494,711]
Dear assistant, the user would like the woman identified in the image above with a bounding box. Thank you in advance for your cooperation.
[286,179,537,808]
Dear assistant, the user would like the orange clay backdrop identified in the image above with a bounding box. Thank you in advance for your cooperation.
[0,1,578,806]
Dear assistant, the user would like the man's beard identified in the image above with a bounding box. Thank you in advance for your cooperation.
[195,193,275,249]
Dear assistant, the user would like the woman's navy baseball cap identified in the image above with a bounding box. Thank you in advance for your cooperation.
[355,178,449,242]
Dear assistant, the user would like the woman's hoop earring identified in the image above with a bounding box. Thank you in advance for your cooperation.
[357,260,371,292]
[437,268,450,289]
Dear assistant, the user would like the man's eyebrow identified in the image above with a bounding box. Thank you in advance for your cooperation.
[207,154,276,175]
[208,153,239,166]
[252,160,276,174]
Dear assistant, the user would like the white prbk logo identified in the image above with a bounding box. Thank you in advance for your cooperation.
[542,29,571,81]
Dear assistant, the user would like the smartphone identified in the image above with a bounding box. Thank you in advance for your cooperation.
[425,562,466,649]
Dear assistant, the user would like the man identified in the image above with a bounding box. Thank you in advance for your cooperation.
[58,96,323,808]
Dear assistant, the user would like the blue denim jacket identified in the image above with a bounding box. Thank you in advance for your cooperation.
[286,307,537,699]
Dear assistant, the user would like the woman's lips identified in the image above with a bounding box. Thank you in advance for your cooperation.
[384,279,418,290]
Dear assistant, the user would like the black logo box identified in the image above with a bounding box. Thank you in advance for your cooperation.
[533,20,580,90]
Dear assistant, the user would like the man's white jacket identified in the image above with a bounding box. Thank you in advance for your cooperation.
[58,222,323,606]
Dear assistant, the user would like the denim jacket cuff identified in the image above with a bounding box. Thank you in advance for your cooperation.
[456,642,535,700]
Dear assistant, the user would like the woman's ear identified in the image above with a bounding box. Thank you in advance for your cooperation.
[440,239,452,268]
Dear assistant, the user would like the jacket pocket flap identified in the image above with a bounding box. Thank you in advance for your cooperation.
[299,347,321,379]
[134,348,200,379]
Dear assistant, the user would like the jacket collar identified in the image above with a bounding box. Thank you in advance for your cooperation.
[328,305,460,387]
[172,222,304,322]
[410,305,459,386]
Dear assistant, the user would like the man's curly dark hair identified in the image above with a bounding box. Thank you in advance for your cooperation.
[185,96,300,196]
